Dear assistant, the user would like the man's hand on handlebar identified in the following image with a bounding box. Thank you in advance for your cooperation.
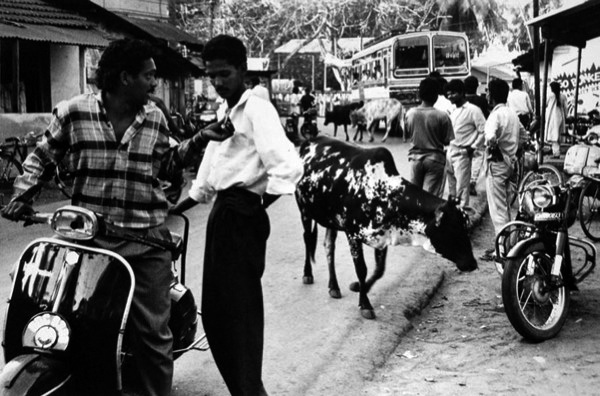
[1,200,34,221]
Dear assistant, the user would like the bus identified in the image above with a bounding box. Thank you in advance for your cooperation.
[349,29,470,106]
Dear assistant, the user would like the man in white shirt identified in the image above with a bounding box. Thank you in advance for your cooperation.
[507,78,533,129]
[484,79,523,238]
[171,35,303,396]
[445,79,486,207]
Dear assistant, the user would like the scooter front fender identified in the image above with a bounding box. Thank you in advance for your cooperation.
[0,354,70,396]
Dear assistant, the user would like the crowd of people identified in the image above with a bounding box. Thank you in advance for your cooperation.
[403,72,571,261]
[404,73,538,262]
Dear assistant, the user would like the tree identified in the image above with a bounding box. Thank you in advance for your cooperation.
[173,0,568,90]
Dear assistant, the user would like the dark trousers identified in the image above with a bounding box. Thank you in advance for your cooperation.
[203,188,270,396]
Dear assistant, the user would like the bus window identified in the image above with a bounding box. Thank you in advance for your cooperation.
[433,35,469,74]
[393,36,429,77]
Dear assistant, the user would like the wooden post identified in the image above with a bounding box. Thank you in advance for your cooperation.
[539,39,551,165]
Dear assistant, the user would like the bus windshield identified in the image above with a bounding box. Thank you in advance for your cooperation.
[393,36,429,77]
[433,35,469,74]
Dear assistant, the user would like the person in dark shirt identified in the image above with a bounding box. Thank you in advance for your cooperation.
[299,86,316,114]
[464,75,489,118]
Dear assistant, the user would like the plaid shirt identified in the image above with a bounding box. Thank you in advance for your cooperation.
[14,92,201,228]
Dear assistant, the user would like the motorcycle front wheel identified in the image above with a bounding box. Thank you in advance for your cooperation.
[502,245,570,342]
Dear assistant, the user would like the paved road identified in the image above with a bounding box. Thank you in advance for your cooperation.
[0,119,458,395]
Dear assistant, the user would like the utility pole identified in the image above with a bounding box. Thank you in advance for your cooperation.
[533,0,542,164]
[209,0,215,38]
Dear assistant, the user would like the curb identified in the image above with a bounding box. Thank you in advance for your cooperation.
[304,255,447,395]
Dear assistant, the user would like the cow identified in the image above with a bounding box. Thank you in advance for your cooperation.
[349,98,405,143]
[324,103,362,141]
[295,136,477,319]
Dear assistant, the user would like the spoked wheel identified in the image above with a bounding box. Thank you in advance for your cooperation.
[579,180,600,241]
[502,245,570,342]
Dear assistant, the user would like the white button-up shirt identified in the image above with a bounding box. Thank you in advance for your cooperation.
[449,101,486,149]
[485,103,522,166]
[189,90,303,203]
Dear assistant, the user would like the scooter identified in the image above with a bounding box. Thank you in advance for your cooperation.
[0,205,208,395]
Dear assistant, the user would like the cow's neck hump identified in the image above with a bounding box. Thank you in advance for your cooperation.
[393,179,445,218]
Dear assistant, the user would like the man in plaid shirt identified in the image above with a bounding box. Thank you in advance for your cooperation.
[2,38,232,396]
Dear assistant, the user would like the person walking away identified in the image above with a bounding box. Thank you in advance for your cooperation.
[445,79,486,208]
[481,79,524,261]
[406,77,454,197]
[464,75,489,196]
[545,81,568,158]
[0,38,233,396]
[170,35,303,396]
[429,71,453,115]
[507,78,534,129]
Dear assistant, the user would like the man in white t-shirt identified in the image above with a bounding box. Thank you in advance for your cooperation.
[507,78,533,129]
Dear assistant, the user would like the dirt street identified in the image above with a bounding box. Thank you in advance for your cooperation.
[362,213,600,396]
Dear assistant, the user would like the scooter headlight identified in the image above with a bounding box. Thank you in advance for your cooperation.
[22,313,70,351]
[51,205,99,240]
[531,186,556,209]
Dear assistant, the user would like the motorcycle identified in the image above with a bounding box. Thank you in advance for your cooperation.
[0,205,208,395]
[299,107,319,140]
[284,112,300,145]
[493,168,596,341]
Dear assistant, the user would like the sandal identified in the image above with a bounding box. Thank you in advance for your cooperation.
[479,248,496,262]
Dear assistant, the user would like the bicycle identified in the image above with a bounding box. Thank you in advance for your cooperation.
[0,132,39,196]
[508,132,543,206]
[562,132,600,241]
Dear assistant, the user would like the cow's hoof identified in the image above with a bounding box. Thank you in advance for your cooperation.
[368,138,374,142]
[303,276,314,285]
[360,309,376,320]
[349,282,360,292]
[329,289,342,299]
[381,139,387,143]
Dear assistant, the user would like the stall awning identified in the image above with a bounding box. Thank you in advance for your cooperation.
[118,15,202,48]
[528,0,600,48]
[0,22,109,47]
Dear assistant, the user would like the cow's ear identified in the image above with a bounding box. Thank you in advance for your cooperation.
[447,195,460,207]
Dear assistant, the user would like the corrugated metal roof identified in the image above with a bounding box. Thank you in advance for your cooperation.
[0,21,109,46]
[118,14,202,46]
[0,0,92,28]
[0,0,108,46]
[528,0,600,48]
